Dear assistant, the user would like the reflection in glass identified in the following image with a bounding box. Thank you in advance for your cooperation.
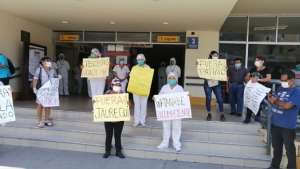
[219,17,247,41]
[278,17,300,42]
[249,17,277,42]
[219,44,246,68]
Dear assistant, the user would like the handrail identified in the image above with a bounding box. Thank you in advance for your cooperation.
[261,99,272,155]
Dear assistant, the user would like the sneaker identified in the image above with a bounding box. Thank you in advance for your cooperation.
[243,119,251,124]
[157,145,168,149]
[220,114,226,122]
[141,123,146,127]
[206,113,212,121]
[38,121,44,128]
[236,113,242,117]
[175,146,181,152]
[229,112,236,115]
[254,116,261,123]
[132,123,138,127]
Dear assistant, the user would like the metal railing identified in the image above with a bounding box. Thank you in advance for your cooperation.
[260,99,273,155]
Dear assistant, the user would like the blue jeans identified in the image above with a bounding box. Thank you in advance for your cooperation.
[229,83,244,114]
[203,82,224,113]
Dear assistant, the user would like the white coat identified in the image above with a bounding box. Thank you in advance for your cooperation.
[56,60,70,95]
[158,84,184,148]
[113,65,130,93]
[166,58,181,78]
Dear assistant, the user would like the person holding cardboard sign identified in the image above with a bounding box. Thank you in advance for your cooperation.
[153,72,189,152]
[132,54,150,127]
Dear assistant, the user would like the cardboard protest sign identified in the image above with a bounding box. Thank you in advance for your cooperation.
[127,67,154,97]
[37,78,60,107]
[197,59,227,81]
[93,93,130,122]
[154,92,192,121]
[81,58,109,78]
[244,81,271,115]
[0,86,16,124]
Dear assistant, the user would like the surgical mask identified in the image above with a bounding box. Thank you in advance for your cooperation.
[169,79,176,85]
[281,81,290,88]
[212,57,218,59]
[46,62,51,67]
[113,86,121,92]
[255,61,262,67]
[296,65,300,71]
[90,54,95,58]
[138,61,144,66]
[235,64,241,68]
[120,61,124,65]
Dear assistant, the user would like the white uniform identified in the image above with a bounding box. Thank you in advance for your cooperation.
[158,84,184,148]
[158,64,167,92]
[113,65,130,93]
[131,64,150,125]
[56,60,70,95]
[166,58,181,78]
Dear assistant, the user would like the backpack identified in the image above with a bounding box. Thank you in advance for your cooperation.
[7,59,15,75]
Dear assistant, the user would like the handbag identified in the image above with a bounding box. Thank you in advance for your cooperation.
[207,80,218,87]
[30,67,42,90]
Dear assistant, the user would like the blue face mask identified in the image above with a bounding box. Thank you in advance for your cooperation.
[120,61,124,65]
[90,54,94,58]
[235,64,241,68]
[169,79,176,85]
[138,61,144,66]
[296,65,300,71]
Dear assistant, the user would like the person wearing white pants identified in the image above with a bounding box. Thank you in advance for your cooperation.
[132,54,150,127]
[113,57,130,93]
[153,72,186,152]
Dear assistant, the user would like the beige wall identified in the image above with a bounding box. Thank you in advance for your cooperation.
[0,10,53,92]
[184,30,219,105]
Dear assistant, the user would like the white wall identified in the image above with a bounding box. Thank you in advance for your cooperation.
[184,30,219,98]
[0,10,53,91]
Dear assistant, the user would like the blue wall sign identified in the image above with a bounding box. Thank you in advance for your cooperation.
[187,37,198,49]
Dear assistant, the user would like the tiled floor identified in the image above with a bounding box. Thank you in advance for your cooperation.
[14,94,246,123]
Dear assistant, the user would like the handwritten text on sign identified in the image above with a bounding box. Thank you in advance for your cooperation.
[244,81,271,115]
[0,86,16,124]
[127,67,154,97]
[154,92,192,121]
[94,93,130,122]
[197,59,227,81]
[81,58,109,78]
[37,78,60,107]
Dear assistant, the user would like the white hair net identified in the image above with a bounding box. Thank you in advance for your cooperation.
[59,53,65,58]
[168,72,178,81]
[137,54,145,60]
[91,48,101,57]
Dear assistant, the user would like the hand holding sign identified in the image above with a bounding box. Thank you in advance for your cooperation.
[127,67,154,96]
[0,86,16,124]
[37,78,60,107]
[81,58,109,78]
[197,59,227,81]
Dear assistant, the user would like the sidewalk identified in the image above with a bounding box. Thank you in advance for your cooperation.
[0,145,263,169]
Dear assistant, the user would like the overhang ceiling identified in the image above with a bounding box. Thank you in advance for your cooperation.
[0,0,237,32]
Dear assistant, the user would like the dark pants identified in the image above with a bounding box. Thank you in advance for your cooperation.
[229,83,244,114]
[246,107,261,120]
[271,125,296,169]
[104,121,124,153]
[203,82,224,113]
[0,77,10,85]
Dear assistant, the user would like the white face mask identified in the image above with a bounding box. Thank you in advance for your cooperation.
[212,57,218,59]
[281,82,290,88]
[255,61,262,67]
[119,61,124,65]
[46,62,52,67]
[113,86,121,92]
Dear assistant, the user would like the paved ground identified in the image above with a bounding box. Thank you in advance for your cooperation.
[0,145,264,169]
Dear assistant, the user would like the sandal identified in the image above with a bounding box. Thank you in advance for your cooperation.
[44,121,53,126]
[38,121,44,128]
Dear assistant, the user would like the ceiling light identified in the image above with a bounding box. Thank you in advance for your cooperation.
[110,22,116,25]
[62,21,68,24]
[163,22,169,25]
[254,25,288,31]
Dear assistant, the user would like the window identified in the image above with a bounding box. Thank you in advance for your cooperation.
[249,17,277,42]
[219,17,247,41]
[278,17,300,42]
[219,44,246,68]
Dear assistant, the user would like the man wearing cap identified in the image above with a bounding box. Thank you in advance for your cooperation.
[113,57,130,93]
[166,58,181,79]
[56,53,70,96]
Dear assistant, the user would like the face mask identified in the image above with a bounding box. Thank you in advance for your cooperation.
[212,57,218,59]
[90,54,94,58]
[281,81,290,88]
[170,61,175,65]
[113,86,121,92]
[46,62,52,67]
[255,61,262,67]
[296,65,300,71]
[120,61,124,65]
[169,79,176,85]
[235,64,241,68]
[138,61,144,66]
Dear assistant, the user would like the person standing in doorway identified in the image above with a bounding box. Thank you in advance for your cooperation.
[267,70,300,169]
[291,61,300,86]
[113,57,130,93]
[226,58,248,117]
[166,58,181,78]
[157,62,167,93]
[56,53,70,96]
[73,62,83,94]
[132,54,150,127]
[243,56,271,124]
[0,54,11,85]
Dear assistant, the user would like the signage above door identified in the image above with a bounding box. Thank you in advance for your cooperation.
[59,35,79,41]
[157,36,180,43]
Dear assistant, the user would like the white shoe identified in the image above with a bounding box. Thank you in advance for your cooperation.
[157,145,168,149]
[133,123,138,127]
[141,123,146,127]
[175,146,181,152]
